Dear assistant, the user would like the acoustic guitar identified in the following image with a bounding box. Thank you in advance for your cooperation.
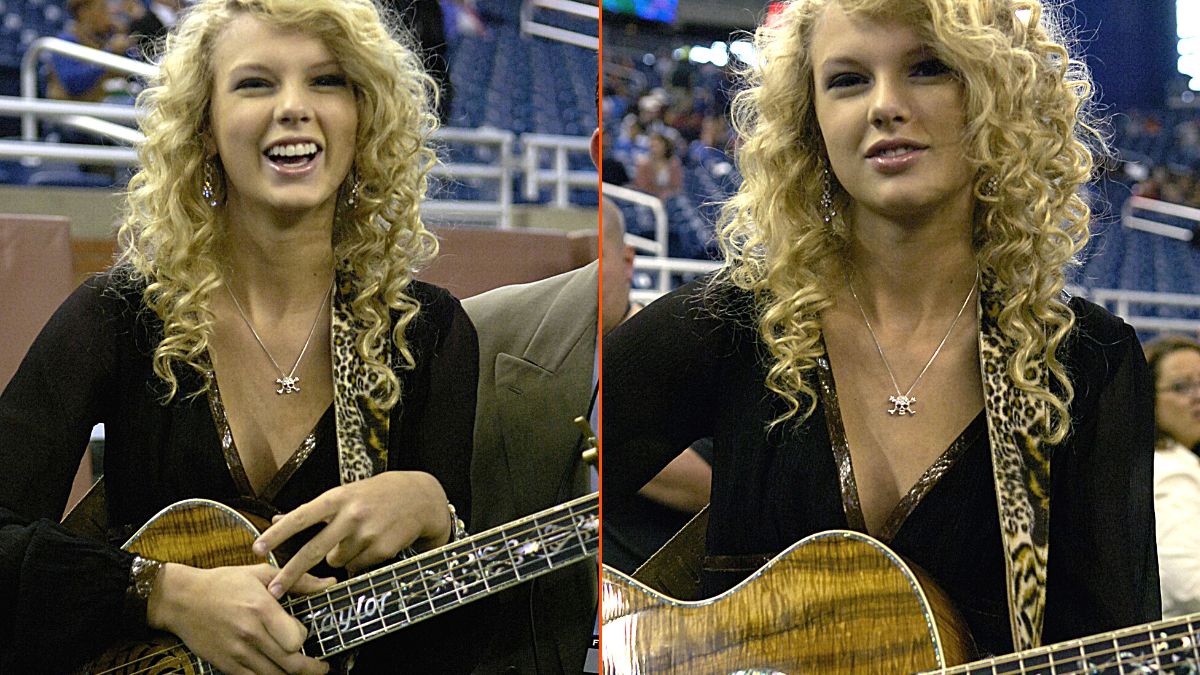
[602,529,1197,674]
[81,492,598,674]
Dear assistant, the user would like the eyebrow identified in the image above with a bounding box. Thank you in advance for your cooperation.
[817,45,936,71]
[225,59,343,77]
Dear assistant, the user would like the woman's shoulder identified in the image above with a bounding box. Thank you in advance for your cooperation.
[1066,295,1137,348]
[1062,294,1148,400]
[609,275,760,361]
[404,279,462,322]
[55,265,149,326]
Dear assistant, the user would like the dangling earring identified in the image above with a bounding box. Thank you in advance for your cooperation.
[983,175,1000,197]
[202,158,219,207]
[345,173,361,208]
[820,167,837,224]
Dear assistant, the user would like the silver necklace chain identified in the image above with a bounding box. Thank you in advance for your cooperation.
[845,270,978,417]
[225,278,334,395]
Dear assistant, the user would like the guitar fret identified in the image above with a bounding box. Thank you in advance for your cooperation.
[1047,642,1085,675]
[388,566,413,625]
[95,493,596,673]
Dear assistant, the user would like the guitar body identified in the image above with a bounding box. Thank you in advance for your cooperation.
[84,499,279,674]
[602,530,975,675]
[75,492,600,674]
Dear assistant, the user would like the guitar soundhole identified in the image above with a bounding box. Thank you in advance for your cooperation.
[88,638,197,675]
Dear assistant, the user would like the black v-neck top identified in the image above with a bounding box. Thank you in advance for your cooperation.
[602,279,1159,658]
[0,269,484,673]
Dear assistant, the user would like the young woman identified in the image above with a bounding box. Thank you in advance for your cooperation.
[1145,336,1200,618]
[603,0,1158,661]
[0,1,483,672]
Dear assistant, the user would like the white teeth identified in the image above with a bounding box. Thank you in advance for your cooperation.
[266,142,319,158]
[877,146,917,158]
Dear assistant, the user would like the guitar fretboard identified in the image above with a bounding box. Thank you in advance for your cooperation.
[931,615,1200,674]
[288,492,599,658]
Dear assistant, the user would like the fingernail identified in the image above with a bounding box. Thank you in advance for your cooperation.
[252,541,266,556]
[269,582,283,598]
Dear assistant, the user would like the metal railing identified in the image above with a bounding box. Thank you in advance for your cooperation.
[20,37,156,144]
[522,133,595,207]
[629,255,721,306]
[1084,287,1200,333]
[601,181,668,253]
[427,127,516,228]
[1122,195,1197,241]
[520,0,599,51]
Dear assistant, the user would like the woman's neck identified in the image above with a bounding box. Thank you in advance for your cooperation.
[221,206,336,314]
[842,205,977,322]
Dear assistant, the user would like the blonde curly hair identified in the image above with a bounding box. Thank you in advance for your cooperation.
[118,0,440,408]
[717,0,1100,442]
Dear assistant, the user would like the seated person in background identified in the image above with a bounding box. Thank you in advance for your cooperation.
[632,132,683,200]
[599,197,712,574]
[48,0,133,102]
[2,1,486,672]
[1145,336,1200,617]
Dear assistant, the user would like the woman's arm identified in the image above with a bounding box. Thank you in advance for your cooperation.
[602,281,728,514]
[1044,301,1160,643]
[0,277,134,670]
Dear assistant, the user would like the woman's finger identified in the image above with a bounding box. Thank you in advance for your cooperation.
[267,522,347,597]
[254,497,335,558]
[325,537,369,570]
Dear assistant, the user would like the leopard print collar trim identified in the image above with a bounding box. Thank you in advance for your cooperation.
[330,268,392,485]
[978,275,1053,652]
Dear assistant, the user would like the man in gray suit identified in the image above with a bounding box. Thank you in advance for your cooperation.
[462,259,598,673]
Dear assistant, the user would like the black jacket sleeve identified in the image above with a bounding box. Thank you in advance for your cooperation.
[0,275,143,672]
[601,280,739,514]
[1044,298,1161,643]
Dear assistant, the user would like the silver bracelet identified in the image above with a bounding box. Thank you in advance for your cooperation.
[446,501,467,541]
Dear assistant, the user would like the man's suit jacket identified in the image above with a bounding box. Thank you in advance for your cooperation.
[463,261,599,674]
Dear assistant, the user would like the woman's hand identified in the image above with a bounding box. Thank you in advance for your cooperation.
[253,471,452,598]
[147,562,334,675]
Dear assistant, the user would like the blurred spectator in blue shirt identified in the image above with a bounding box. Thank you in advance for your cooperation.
[47,0,133,103]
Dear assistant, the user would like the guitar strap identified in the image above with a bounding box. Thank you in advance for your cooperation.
[330,264,393,486]
[977,277,1053,651]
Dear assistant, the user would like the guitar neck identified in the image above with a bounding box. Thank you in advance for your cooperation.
[286,492,599,658]
[935,613,1200,674]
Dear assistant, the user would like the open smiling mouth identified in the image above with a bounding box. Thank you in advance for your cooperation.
[264,142,321,168]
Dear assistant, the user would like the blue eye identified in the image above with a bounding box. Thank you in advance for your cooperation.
[314,74,349,87]
[234,77,270,90]
[827,72,867,89]
[912,58,952,78]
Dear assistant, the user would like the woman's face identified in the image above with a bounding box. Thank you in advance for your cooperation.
[1156,348,1200,449]
[809,6,974,224]
[650,136,667,158]
[206,14,358,223]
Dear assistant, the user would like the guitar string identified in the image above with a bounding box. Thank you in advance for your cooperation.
[282,506,598,617]
[88,507,598,675]
[934,618,1200,675]
[304,533,601,659]
[296,515,601,655]
[94,538,600,675]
